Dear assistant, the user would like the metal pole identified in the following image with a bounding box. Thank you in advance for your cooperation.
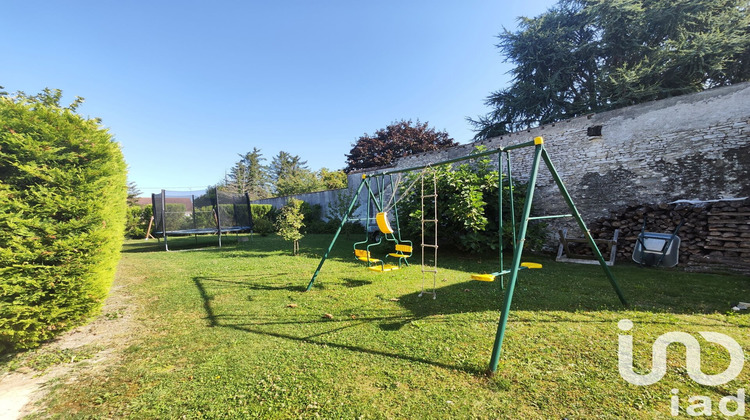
[506,151,517,263]
[390,174,403,242]
[540,148,628,306]
[489,139,544,374]
[160,190,169,251]
[215,188,222,248]
[498,153,504,290]
[245,192,253,238]
[371,144,525,178]
[306,178,367,291]
[192,194,198,245]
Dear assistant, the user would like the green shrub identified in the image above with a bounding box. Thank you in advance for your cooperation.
[300,202,322,222]
[304,220,329,234]
[253,218,275,236]
[125,207,146,238]
[300,202,338,234]
[251,204,276,223]
[338,220,366,236]
[250,204,278,236]
[193,205,216,229]
[125,205,152,239]
[0,90,127,351]
[398,147,547,253]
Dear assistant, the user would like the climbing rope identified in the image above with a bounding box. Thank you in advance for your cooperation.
[382,170,425,214]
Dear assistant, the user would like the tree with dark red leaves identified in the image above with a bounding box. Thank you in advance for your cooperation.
[344,120,457,173]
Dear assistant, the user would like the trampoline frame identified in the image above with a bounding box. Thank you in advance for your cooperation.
[151,187,253,251]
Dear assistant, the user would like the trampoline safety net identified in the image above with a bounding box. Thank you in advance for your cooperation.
[151,188,253,250]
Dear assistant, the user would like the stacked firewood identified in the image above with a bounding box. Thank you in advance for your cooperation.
[569,198,749,273]
[702,200,750,272]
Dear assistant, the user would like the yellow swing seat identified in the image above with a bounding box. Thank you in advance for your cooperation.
[521,262,543,269]
[354,249,381,264]
[471,273,496,282]
[375,212,394,234]
[368,264,400,272]
[387,244,412,259]
[471,263,542,282]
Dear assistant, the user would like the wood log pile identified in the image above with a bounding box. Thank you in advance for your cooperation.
[565,198,750,274]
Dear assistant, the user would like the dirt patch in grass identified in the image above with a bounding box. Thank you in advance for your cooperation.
[0,278,139,419]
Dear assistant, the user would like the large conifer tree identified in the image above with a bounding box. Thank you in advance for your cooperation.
[470,0,750,139]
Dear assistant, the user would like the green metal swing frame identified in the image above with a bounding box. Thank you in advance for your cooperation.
[305,137,627,374]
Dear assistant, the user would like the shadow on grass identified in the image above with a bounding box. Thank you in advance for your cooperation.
[121,240,167,253]
[342,278,373,288]
[227,322,484,374]
[191,260,748,376]
[192,275,486,374]
[397,262,749,317]
[122,233,270,254]
[194,275,307,293]
[121,240,229,254]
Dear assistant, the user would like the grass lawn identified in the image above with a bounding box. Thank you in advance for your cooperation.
[11,234,750,418]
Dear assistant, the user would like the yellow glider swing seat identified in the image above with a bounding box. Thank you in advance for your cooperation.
[388,243,413,267]
[353,211,409,272]
[377,212,413,268]
[354,248,400,272]
[350,170,414,273]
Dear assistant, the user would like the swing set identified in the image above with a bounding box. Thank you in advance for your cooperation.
[306,137,628,374]
[351,173,414,273]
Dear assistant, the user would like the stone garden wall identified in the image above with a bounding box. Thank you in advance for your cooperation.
[256,83,750,270]
[395,82,750,220]
[395,82,750,270]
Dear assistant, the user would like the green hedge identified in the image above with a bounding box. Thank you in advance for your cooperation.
[125,205,152,239]
[250,204,276,236]
[0,93,127,351]
[250,204,275,222]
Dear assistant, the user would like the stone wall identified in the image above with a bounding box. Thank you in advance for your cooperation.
[252,83,749,269]
[393,82,750,268]
[395,82,750,223]
[251,187,349,218]
[250,172,379,225]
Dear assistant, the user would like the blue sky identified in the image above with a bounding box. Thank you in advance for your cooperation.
[3,1,556,195]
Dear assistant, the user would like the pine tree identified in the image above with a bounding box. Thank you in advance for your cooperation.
[226,148,270,199]
[471,0,750,138]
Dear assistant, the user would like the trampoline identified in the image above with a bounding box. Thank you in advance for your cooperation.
[151,188,253,250]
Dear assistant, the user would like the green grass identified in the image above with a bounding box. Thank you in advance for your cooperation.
[18,234,750,418]
[1,346,101,374]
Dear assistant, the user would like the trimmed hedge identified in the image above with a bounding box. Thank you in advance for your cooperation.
[0,93,127,351]
[125,204,152,239]
[250,204,275,222]
[251,204,277,236]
